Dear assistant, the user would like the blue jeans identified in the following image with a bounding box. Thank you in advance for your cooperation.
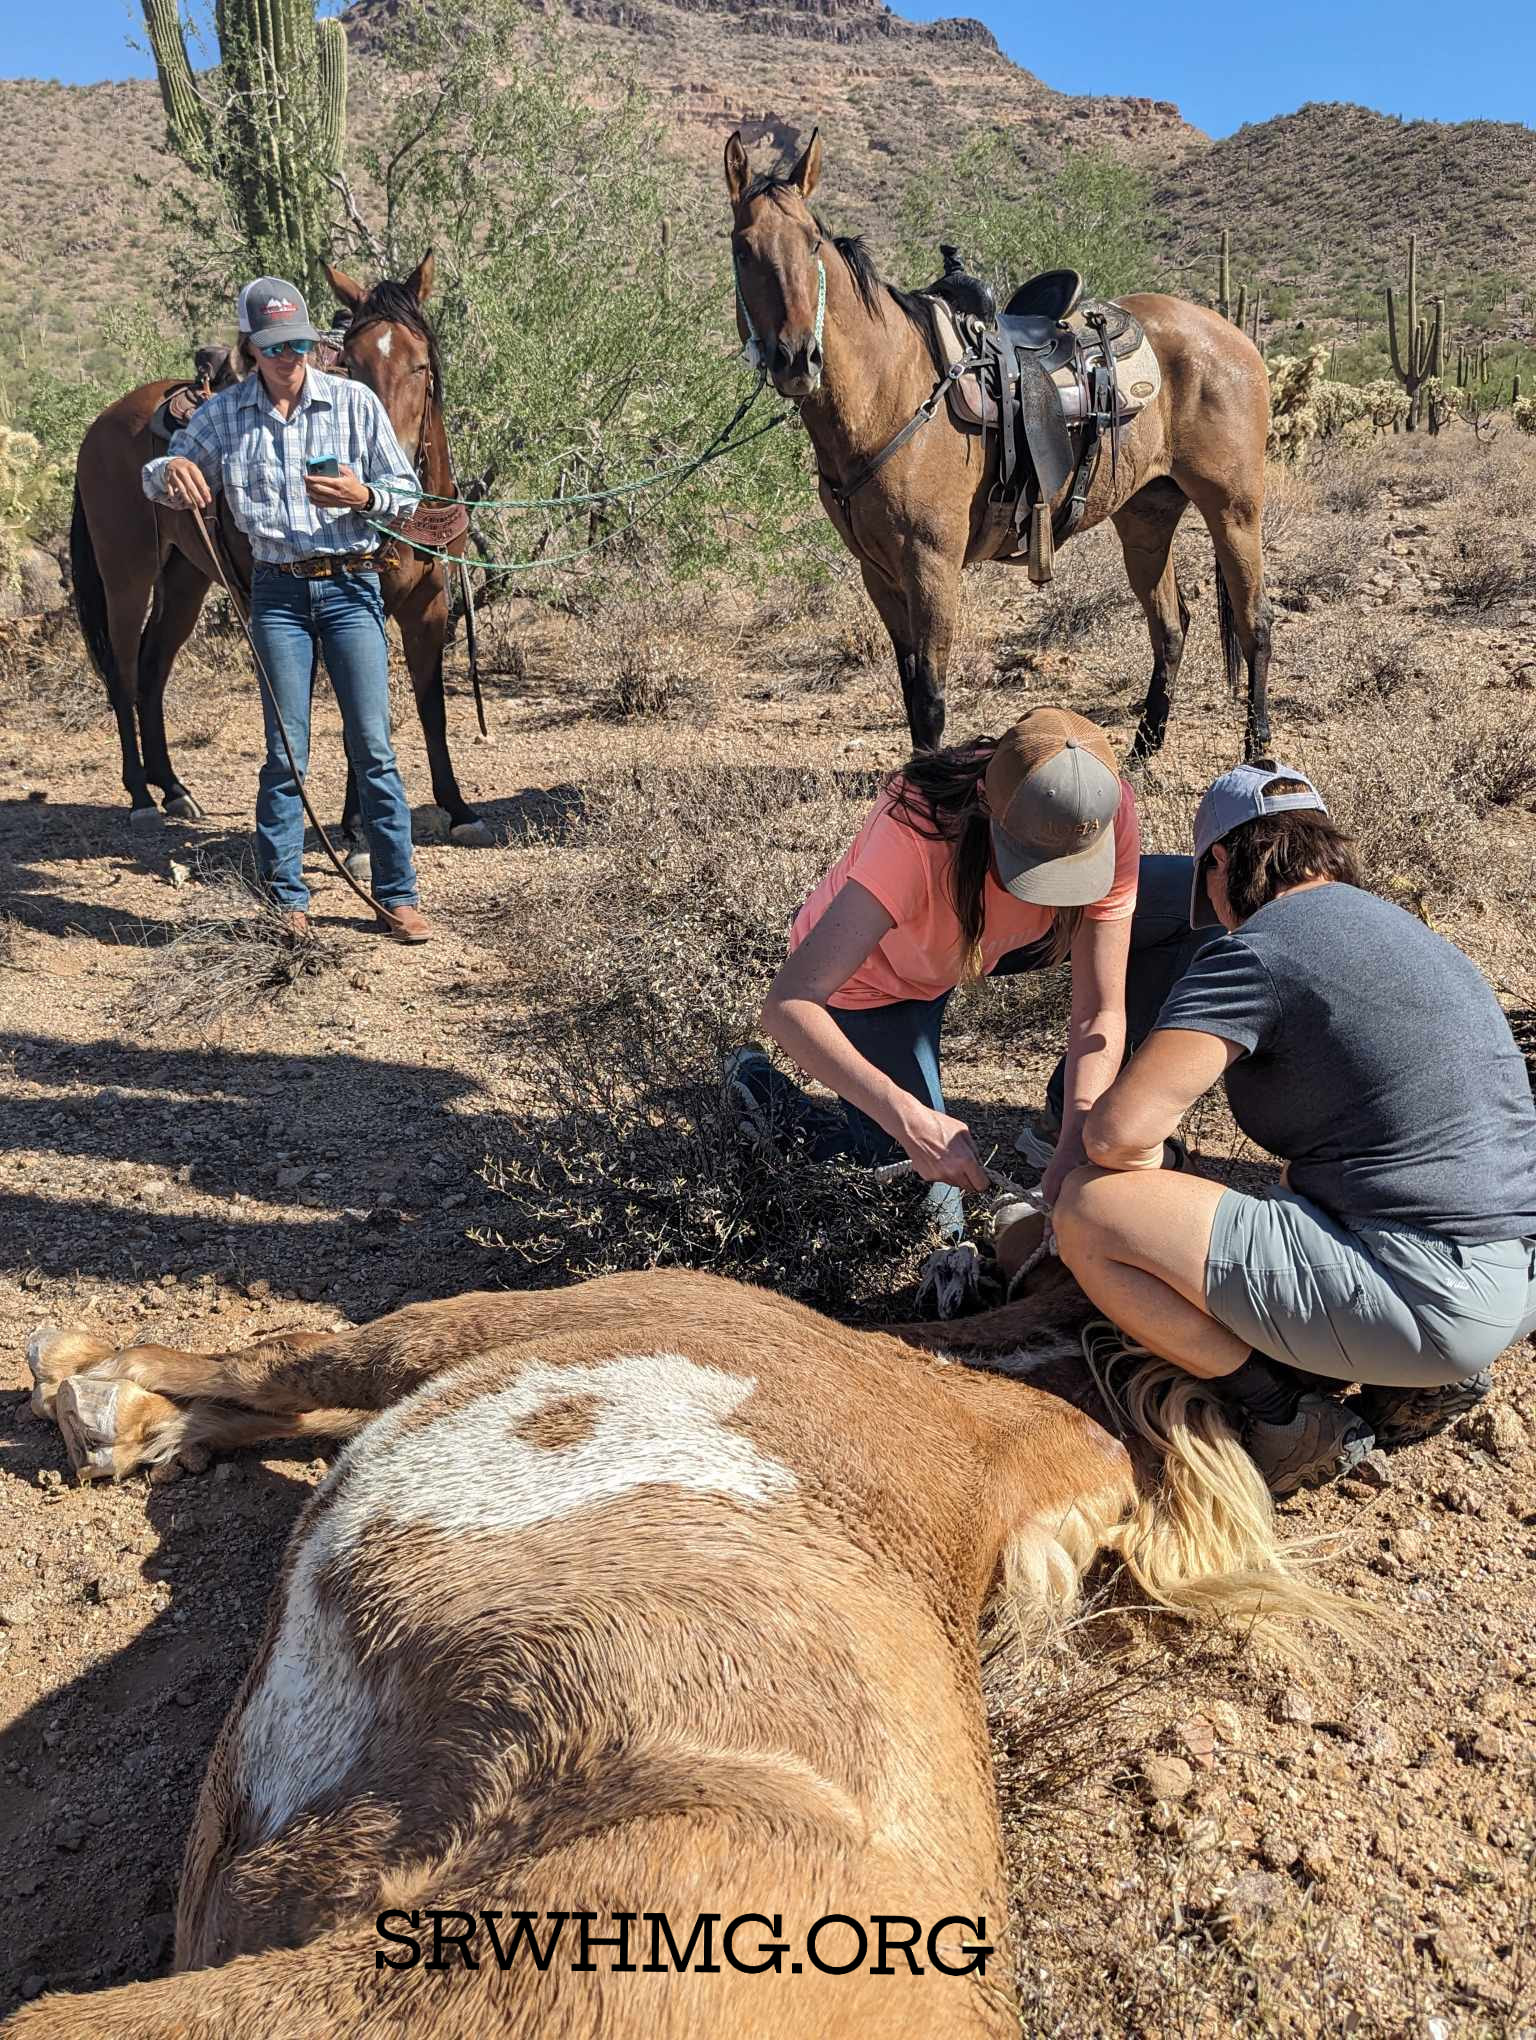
[248,566,418,912]
[748,856,1212,1234]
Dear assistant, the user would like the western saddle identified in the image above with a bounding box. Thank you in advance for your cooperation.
[920,258,1161,582]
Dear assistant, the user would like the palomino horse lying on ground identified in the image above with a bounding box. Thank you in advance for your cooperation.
[16,1269,1349,2037]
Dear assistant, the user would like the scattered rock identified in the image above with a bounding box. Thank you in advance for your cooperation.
[1299,1839,1335,1881]
[0,1599,35,1628]
[1437,1485,1482,1517]
[1172,1715,1217,1768]
[1469,1726,1505,1763]
[1458,1405,1528,1460]
[1473,1687,1514,1723]
[55,1822,84,1853]
[1207,1701,1245,1746]
[1224,1870,1289,1924]
[1390,1528,1426,1565]
[1260,1830,1300,1871]
[1343,1448,1392,1489]
[1137,1754,1195,1804]
[1273,1688,1314,1728]
[88,1574,129,1604]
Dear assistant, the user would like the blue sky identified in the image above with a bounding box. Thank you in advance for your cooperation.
[13,0,1536,138]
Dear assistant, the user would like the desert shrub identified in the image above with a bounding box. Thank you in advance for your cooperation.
[896,138,1162,302]
[598,634,712,721]
[1318,447,1386,515]
[1451,721,1536,814]
[1277,521,1360,609]
[1438,523,1533,613]
[1511,395,1536,434]
[1259,462,1313,551]
[481,761,947,1312]
[133,862,349,1036]
[1268,357,1408,460]
[0,426,69,586]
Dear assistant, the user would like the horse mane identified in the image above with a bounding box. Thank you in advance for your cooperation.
[741,171,941,366]
[347,277,444,395]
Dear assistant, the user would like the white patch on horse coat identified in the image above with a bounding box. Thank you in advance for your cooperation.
[234,1352,794,1840]
[374,328,392,358]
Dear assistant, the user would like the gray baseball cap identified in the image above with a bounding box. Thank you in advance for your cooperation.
[1189,762,1329,926]
[242,277,322,350]
[983,706,1124,906]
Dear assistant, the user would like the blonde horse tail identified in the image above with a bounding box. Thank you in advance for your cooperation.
[1081,1322,1374,1658]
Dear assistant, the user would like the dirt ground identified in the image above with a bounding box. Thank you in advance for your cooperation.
[1,427,1534,2032]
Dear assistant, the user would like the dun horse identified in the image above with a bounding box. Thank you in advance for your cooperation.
[68,253,489,853]
[725,132,1274,764]
[17,1269,1349,2035]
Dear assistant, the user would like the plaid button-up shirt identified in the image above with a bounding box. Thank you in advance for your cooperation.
[142,368,420,564]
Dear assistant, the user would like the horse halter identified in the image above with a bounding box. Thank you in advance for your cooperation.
[733,250,826,379]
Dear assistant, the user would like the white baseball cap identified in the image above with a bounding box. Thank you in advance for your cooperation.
[1190,763,1329,925]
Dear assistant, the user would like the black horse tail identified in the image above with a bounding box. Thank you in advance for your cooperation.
[1215,563,1244,702]
[70,483,117,688]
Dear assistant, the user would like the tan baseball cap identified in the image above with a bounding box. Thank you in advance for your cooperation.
[983,707,1123,906]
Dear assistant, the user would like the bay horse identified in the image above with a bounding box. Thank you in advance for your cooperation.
[68,253,490,850]
[19,1266,1348,2035]
[725,132,1275,764]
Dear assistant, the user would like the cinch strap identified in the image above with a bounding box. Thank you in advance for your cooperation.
[734,253,825,373]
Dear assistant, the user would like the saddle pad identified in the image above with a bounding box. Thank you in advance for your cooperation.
[929,300,1161,435]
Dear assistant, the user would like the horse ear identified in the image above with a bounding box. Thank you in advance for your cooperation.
[724,131,750,206]
[405,250,436,304]
[324,262,365,311]
[790,128,822,199]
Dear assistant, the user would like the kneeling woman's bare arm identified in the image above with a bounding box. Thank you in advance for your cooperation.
[1083,1028,1241,1172]
[760,881,990,1193]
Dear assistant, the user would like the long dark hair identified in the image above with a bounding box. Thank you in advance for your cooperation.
[884,736,1082,977]
[1210,777,1362,924]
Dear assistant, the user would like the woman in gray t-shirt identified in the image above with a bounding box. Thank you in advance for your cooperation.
[1052,763,1536,1498]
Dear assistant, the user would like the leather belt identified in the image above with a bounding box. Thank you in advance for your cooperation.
[269,549,393,579]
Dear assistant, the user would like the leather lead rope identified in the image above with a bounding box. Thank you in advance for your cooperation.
[188,501,393,922]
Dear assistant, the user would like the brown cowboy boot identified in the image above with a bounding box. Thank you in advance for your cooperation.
[375,904,433,945]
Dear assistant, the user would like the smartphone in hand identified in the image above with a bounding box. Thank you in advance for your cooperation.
[306,455,340,477]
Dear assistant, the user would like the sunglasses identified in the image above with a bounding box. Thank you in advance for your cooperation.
[259,338,313,358]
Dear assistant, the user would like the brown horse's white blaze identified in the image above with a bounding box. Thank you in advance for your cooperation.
[17,1268,1356,2036]
[724,129,1275,765]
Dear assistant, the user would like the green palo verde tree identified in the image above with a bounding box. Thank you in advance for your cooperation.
[895,133,1163,304]
[343,0,813,590]
[142,0,347,309]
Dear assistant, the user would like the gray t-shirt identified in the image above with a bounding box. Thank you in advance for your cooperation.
[1153,884,1536,1243]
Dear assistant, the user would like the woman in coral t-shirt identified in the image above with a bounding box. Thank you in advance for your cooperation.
[727,706,1203,1232]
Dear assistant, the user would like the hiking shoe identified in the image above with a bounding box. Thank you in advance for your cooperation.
[722,1046,776,1149]
[1355,1372,1495,1449]
[1241,1394,1376,1498]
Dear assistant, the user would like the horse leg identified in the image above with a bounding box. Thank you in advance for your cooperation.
[897,547,960,752]
[98,567,161,822]
[393,568,489,847]
[137,547,211,820]
[1181,480,1274,764]
[1114,481,1191,765]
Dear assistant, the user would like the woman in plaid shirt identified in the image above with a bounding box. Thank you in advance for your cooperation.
[143,276,432,944]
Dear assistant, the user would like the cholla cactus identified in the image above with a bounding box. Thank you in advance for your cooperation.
[0,427,67,594]
[141,0,348,298]
[1512,395,1536,435]
[1357,379,1411,433]
[1265,348,1329,458]
[1420,376,1466,435]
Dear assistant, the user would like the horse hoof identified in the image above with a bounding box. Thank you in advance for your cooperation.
[449,819,493,848]
[163,792,206,822]
[27,1327,116,1418]
[344,851,373,887]
[129,806,165,830]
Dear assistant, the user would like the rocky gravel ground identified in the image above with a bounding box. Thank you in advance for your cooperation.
[2,432,1534,2030]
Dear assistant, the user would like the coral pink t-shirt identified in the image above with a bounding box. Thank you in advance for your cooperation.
[790,780,1141,1009]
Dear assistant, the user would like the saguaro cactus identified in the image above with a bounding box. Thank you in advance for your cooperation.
[142,0,347,298]
[1218,228,1231,322]
[1386,234,1443,432]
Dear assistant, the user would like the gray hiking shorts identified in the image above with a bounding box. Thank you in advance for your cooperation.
[1206,1186,1536,1388]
